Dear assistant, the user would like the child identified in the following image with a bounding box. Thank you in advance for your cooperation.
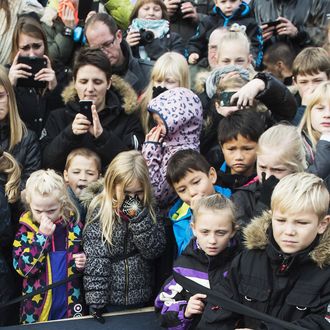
[139,52,190,134]
[298,81,330,183]
[0,149,21,326]
[155,194,241,329]
[13,169,85,324]
[126,0,184,61]
[188,0,262,68]
[291,47,330,126]
[83,150,166,318]
[166,149,231,256]
[142,87,203,211]
[212,172,330,329]
[231,123,306,225]
[63,148,101,221]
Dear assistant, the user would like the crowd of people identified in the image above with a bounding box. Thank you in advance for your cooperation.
[0,0,330,328]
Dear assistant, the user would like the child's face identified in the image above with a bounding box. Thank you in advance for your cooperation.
[173,169,217,206]
[272,208,329,254]
[191,208,235,256]
[221,134,257,177]
[115,178,144,207]
[64,155,100,197]
[294,72,328,99]
[257,150,292,181]
[138,2,163,20]
[217,41,251,68]
[214,0,241,16]
[152,113,167,137]
[154,74,180,90]
[311,100,330,134]
[30,192,62,224]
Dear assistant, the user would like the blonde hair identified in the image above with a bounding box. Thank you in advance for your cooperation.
[0,149,21,203]
[87,150,156,245]
[298,81,330,150]
[64,148,102,173]
[258,124,307,173]
[25,169,79,224]
[193,194,236,229]
[271,172,329,220]
[139,52,190,133]
[0,65,27,151]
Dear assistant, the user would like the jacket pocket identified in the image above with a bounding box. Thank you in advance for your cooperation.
[285,285,320,312]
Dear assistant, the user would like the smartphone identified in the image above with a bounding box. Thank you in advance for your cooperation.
[17,56,47,88]
[263,20,281,27]
[79,100,93,123]
[220,91,237,107]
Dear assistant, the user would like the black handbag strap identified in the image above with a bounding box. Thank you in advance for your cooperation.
[0,273,83,310]
[173,271,306,330]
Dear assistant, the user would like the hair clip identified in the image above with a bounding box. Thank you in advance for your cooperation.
[229,23,247,33]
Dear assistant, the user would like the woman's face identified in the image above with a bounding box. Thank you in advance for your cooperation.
[154,74,180,90]
[0,85,9,121]
[74,64,110,112]
[138,2,163,20]
[18,33,45,58]
[310,100,330,134]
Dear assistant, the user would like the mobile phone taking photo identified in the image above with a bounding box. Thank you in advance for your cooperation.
[79,100,93,123]
[17,56,47,88]
[219,91,238,107]
[263,20,281,27]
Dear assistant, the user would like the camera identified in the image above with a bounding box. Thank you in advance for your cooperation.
[172,0,192,22]
[139,29,155,45]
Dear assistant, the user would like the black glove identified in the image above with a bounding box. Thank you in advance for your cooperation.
[120,195,143,219]
[89,305,105,324]
[258,174,280,208]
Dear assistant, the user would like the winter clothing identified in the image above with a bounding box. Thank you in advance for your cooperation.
[211,212,330,329]
[12,212,84,324]
[142,88,203,208]
[41,75,144,172]
[155,236,242,329]
[169,185,232,256]
[103,0,134,30]
[0,121,41,189]
[82,181,166,308]
[188,2,263,68]
[249,0,330,53]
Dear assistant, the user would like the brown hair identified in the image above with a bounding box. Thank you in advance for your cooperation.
[129,0,168,22]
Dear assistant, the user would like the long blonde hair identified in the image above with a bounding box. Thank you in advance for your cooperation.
[0,65,27,150]
[298,81,330,150]
[139,52,190,133]
[25,169,79,224]
[87,150,156,246]
[0,149,21,203]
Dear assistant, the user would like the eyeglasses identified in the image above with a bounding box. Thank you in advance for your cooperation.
[99,37,116,52]
[0,92,8,103]
[19,43,43,52]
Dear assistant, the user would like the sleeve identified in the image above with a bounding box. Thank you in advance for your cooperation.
[129,208,166,260]
[306,138,330,180]
[12,225,51,278]
[254,73,297,121]
[155,275,193,330]
[83,219,112,306]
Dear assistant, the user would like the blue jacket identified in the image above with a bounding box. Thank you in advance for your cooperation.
[169,185,231,256]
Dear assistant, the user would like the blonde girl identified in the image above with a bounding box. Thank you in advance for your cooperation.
[83,150,166,317]
[139,51,190,133]
[13,169,85,324]
[298,81,330,180]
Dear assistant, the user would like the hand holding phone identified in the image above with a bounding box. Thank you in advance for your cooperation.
[219,91,238,107]
[263,20,281,28]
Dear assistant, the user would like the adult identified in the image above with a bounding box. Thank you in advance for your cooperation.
[0,65,41,189]
[85,12,153,95]
[8,15,65,138]
[41,47,144,172]
[250,0,330,54]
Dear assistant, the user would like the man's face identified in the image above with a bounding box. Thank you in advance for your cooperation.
[86,21,124,67]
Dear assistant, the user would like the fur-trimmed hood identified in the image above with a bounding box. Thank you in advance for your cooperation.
[61,74,138,114]
[80,179,104,210]
[243,211,330,268]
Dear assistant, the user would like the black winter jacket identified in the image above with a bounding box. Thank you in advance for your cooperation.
[41,75,144,172]
[0,121,41,189]
[249,0,330,53]
[211,212,330,329]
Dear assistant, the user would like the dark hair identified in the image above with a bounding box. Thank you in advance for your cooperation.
[264,42,295,70]
[166,149,211,186]
[129,0,168,23]
[217,109,265,145]
[85,13,118,37]
[73,47,112,81]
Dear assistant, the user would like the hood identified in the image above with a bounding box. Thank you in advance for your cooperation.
[79,178,104,209]
[243,211,330,268]
[61,74,138,114]
[147,87,202,147]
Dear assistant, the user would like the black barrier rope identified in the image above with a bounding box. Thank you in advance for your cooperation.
[173,271,307,330]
